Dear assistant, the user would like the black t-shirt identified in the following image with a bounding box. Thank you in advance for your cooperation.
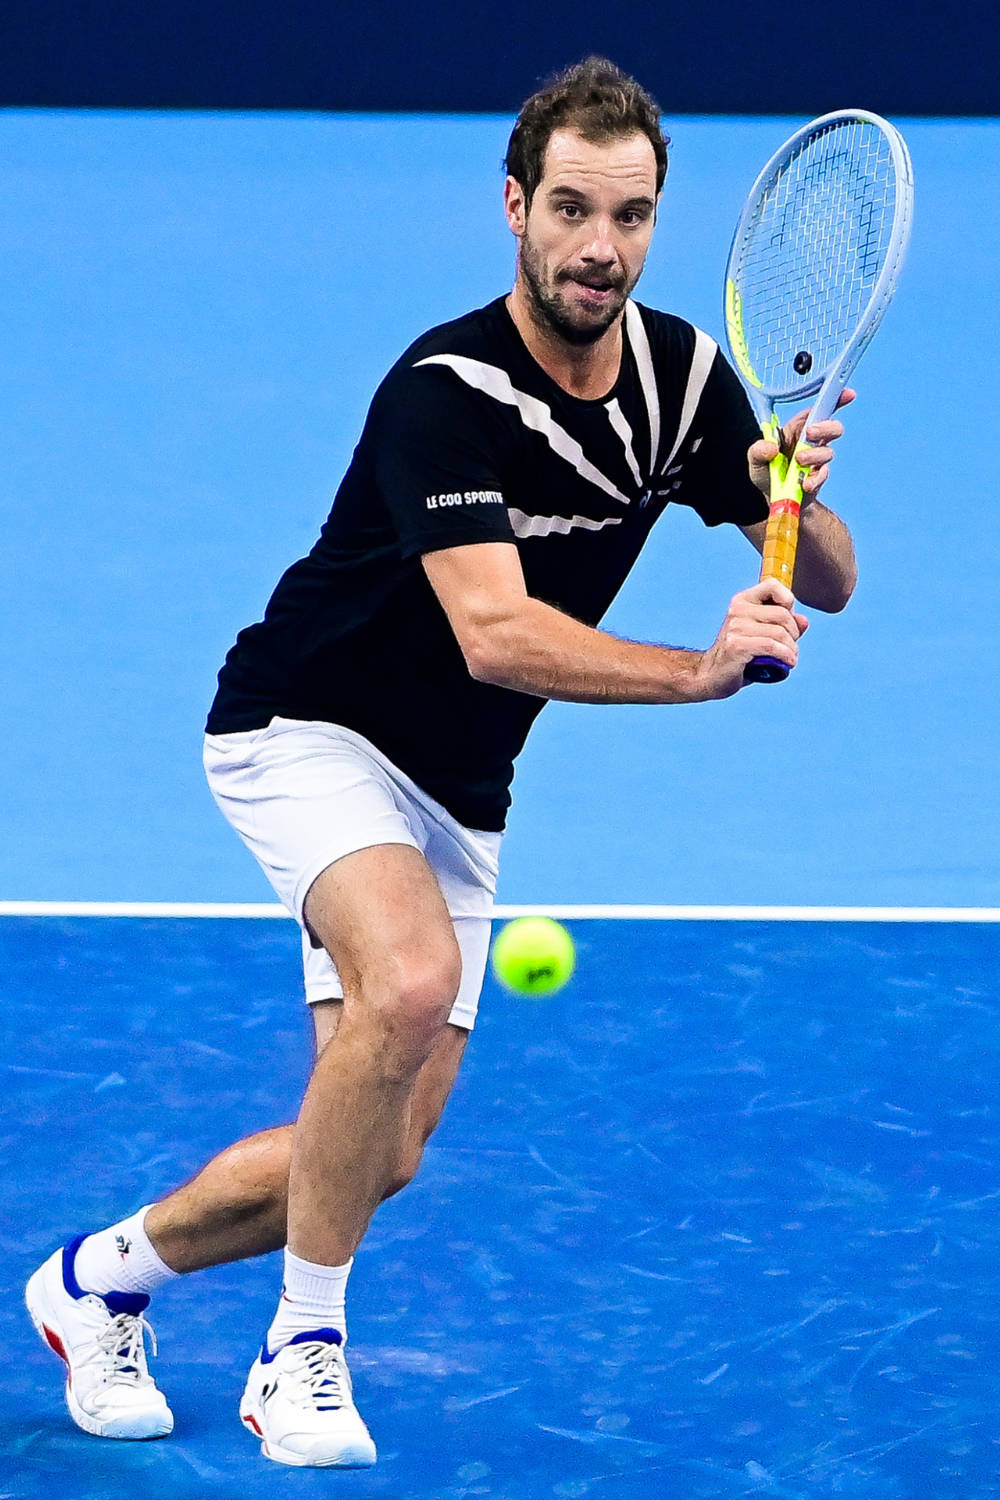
[207,296,766,830]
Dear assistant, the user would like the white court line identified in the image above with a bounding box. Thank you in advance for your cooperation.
[1,901,999,923]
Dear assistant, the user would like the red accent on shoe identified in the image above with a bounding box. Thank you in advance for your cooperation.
[243,1413,264,1437]
[43,1326,68,1364]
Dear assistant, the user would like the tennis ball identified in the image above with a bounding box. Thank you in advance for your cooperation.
[491,916,576,996]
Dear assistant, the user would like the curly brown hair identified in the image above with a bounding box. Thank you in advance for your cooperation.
[505,57,669,208]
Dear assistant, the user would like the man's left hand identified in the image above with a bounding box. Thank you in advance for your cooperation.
[748,388,855,502]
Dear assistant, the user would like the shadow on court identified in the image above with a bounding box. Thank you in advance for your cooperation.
[2,917,999,1498]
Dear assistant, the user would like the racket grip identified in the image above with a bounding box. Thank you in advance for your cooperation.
[746,493,801,685]
[760,497,801,590]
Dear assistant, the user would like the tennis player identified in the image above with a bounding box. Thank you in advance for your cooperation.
[27,57,856,1467]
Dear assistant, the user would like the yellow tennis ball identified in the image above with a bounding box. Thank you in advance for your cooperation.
[490,916,576,997]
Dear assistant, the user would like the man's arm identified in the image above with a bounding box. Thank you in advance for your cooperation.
[741,392,858,613]
[422,541,808,704]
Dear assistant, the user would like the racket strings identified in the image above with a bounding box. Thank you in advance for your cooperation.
[733,119,899,393]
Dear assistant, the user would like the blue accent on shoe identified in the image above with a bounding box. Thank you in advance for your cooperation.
[61,1235,90,1300]
[261,1326,343,1361]
[103,1288,151,1316]
[286,1327,342,1348]
[61,1234,150,1316]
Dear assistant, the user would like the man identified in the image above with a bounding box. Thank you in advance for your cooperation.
[26,58,856,1468]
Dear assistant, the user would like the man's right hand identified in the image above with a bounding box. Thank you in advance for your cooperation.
[693,581,809,700]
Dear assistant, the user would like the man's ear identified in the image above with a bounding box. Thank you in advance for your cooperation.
[504,176,527,236]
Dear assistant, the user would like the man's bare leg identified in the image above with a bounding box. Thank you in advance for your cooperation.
[287,843,463,1264]
[145,1005,468,1274]
[233,844,465,1465]
[42,861,469,1283]
[29,842,472,1457]
[146,1128,291,1272]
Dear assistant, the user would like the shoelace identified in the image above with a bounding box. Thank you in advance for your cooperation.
[83,1311,158,1386]
[286,1341,349,1411]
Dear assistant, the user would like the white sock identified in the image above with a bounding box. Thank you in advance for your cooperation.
[73,1206,180,1299]
[266,1249,353,1353]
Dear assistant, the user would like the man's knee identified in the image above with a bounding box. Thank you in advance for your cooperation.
[355,942,463,1077]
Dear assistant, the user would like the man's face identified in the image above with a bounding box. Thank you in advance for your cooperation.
[506,128,659,346]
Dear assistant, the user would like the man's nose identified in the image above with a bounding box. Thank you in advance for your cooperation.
[580,216,617,260]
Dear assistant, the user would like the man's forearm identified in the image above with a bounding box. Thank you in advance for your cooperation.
[468,596,707,704]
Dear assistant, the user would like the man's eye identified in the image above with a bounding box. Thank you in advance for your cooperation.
[559,204,582,219]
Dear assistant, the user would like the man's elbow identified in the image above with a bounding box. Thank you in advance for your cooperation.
[827,580,857,614]
[458,623,515,687]
[463,635,499,684]
[799,564,858,614]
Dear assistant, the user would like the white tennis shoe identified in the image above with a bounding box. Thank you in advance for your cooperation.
[239,1328,376,1467]
[25,1236,173,1440]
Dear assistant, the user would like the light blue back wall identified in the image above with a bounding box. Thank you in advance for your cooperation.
[2,113,996,904]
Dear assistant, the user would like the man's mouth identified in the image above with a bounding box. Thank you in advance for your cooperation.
[567,274,621,306]
[570,274,617,292]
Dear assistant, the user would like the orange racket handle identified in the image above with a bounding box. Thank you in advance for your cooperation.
[760,496,801,591]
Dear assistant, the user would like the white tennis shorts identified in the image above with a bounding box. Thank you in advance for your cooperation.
[202,717,502,1029]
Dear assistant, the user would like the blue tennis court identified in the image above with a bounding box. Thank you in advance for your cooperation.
[4,914,1000,1497]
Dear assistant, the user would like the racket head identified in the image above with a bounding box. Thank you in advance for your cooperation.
[724,109,914,422]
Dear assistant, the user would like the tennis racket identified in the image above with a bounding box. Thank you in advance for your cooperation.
[724,109,914,683]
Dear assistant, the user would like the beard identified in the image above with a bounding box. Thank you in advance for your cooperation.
[519,234,633,347]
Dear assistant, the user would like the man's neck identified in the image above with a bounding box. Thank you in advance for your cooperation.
[506,286,624,401]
